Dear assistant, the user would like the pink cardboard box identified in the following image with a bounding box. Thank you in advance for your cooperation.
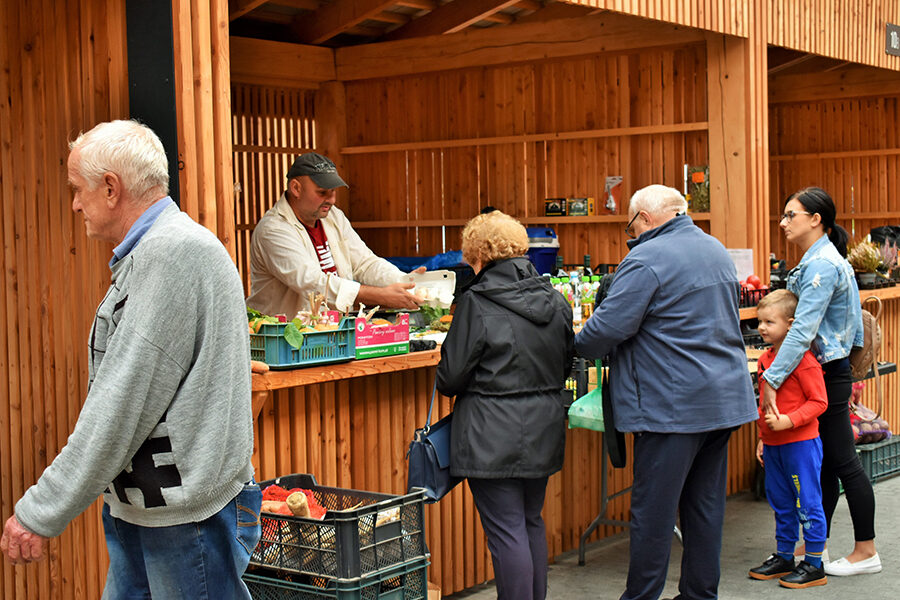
[354,313,410,359]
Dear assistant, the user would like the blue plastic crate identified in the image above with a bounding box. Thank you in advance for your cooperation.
[250,318,355,369]
[244,557,428,600]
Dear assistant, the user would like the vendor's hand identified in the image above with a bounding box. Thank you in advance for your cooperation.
[411,266,427,274]
[764,412,794,432]
[1,514,48,565]
[756,439,764,466]
[760,380,779,417]
[358,282,423,310]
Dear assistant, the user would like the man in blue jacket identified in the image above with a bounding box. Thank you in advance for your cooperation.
[576,185,757,600]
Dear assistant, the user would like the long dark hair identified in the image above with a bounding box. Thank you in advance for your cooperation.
[787,187,849,257]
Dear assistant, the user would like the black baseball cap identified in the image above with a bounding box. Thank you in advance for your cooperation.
[286,153,348,189]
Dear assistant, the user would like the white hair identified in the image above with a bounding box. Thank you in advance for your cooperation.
[629,184,688,217]
[69,120,169,202]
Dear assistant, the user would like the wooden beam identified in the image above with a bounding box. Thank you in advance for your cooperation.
[382,0,520,41]
[769,65,900,103]
[482,12,515,25]
[370,11,409,25]
[291,0,395,44]
[513,1,596,24]
[766,53,814,75]
[229,36,335,86]
[269,0,320,10]
[395,0,436,9]
[515,0,541,11]
[229,0,268,21]
[336,11,705,81]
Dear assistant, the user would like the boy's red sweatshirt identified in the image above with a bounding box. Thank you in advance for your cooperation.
[756,348,828,445]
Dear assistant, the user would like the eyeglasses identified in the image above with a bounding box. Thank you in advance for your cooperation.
[780,210,812,223]
[624,212,641,239]
[624,210,683,239]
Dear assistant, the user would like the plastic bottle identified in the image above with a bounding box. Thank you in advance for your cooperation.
[569,271,581,324]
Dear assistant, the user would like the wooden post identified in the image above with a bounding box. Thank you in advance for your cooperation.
[706,19,770,278]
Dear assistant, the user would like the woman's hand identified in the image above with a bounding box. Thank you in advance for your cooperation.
[760,379,780,417]
[756,440,764,466]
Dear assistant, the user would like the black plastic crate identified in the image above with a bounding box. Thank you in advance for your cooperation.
[244,557,428,600]
[251,474,427,580]
[739,287,770,308]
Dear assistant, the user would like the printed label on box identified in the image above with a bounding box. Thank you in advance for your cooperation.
[355,313,410,359]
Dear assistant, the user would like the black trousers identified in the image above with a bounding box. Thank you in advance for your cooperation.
[622,428,733,600]
[820,359,876,541]
[468,476,550,600]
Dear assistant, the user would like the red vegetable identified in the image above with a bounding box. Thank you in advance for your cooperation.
[262,484,326,519]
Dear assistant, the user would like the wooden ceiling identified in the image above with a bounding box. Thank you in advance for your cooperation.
[228,0,601,47]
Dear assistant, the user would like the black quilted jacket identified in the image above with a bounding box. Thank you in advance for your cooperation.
[436,256,574,479]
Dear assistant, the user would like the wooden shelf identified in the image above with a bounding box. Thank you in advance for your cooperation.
[341,121,709,155]
[252,349,441,392]
[352,213,712,229]
[740,285,900,320]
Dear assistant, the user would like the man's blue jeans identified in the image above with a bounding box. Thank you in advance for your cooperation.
[101,482,262,599]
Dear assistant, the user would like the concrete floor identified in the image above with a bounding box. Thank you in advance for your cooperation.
[448,475,899,599]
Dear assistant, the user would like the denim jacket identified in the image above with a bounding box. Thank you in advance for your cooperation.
[763,235,863,389]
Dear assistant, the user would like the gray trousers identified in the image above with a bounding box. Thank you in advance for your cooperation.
[468,476,550,600]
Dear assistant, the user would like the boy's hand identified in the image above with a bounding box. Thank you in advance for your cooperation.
[756,440,764,466]
[764,413,794,432]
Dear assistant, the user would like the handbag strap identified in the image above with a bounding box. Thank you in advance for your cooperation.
[424,379,438,432]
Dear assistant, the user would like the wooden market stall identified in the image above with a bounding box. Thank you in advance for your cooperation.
[2,1,900,598]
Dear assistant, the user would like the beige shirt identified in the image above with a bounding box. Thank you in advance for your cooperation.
[247,194,406,316]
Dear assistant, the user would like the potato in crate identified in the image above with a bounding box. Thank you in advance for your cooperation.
[251,474,427,581]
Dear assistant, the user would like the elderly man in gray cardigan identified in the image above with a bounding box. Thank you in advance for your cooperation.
[1,120,260,599]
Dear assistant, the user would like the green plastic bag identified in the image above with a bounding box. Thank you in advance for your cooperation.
[567,386,604,431]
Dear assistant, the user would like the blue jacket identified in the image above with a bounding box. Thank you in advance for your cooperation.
[763,235,863,389]
[574,215,757,433]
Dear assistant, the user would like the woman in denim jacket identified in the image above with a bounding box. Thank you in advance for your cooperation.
[760,187,880,576]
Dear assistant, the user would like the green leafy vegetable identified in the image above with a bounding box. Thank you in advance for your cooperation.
[283,322,305,349]
[419,304,449,324]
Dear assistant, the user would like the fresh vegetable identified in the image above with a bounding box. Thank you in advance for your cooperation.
[283,322,305,349]
[250,359,270,374]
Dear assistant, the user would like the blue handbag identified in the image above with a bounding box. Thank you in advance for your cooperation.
[406,381,462,503]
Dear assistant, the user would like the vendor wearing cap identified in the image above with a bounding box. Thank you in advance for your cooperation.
[247,153,423,316]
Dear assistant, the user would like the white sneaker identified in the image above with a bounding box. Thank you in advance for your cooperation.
[824,553,882,576]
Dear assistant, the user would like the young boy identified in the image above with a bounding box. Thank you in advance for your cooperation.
[749,289,829,589]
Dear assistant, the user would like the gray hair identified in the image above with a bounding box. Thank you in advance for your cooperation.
[629,184,688,217]
[69,120,169,202]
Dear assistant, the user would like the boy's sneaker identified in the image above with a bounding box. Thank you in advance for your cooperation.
[749,554,795,580]
[779,561,827,588]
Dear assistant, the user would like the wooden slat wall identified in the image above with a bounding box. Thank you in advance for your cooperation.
[0,1,128,598]
[769,96,900,264]
[563,0,749,37]
[171,0,237,256]
[767,0,900,71]
[769,83,900,427]
[250,371,757,596]
[231,84,318,295]
[340,45,710,266]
